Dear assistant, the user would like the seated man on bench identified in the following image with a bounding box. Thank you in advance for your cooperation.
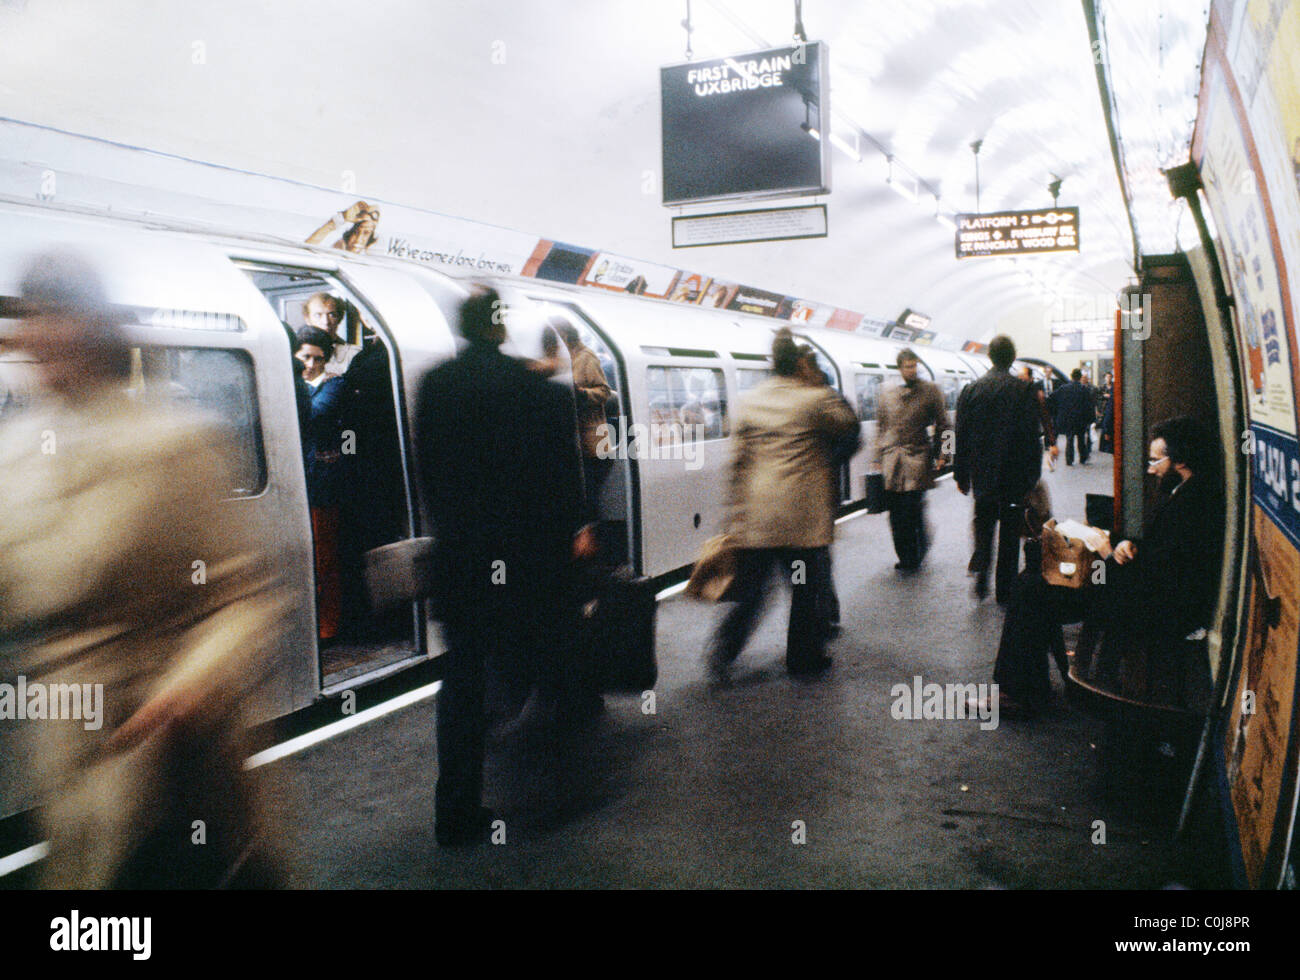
[989,416,1221,716]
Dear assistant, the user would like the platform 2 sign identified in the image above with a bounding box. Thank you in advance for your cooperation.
[954,207,1080,258]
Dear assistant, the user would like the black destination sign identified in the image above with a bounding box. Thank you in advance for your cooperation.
[954,207,1080,258]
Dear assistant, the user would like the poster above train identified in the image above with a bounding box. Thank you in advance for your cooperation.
[954,207,1080,258]
[660,42,831,206]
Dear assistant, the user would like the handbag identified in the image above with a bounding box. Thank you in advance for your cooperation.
[684,533,737,601]
[363,536,437,610]
[864,472,886,514]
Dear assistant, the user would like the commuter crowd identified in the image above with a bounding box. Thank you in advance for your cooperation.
[0,259,1220,878]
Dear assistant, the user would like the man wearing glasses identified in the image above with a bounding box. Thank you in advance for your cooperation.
[987,416,1222,715]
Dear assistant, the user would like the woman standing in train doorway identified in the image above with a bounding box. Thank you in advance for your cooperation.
[297,325,347,643]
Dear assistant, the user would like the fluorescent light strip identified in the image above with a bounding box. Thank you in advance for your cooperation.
[829,132,860,161]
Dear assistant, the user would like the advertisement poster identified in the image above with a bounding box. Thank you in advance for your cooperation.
[1200,72,1296,430]
[1196,0,1300,887]
[579,252,678,298]
[726,285,794,318]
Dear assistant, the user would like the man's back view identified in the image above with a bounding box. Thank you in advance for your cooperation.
[415,287,586,846]
[954,336,1041,602]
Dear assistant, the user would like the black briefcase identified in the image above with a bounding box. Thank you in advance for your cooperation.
[579,565,658,693]
[864,473,886,514]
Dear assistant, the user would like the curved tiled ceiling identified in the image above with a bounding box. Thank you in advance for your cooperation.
[0,0,1207,341]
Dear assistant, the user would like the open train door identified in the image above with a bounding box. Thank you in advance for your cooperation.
[230,253,459,690]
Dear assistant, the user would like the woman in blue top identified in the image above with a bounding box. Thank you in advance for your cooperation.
[297,325,347,640]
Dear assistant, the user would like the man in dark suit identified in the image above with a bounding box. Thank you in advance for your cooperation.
[954,335,1041,602]
[990,416,1221,713]
[1050,368,1097,465]
[414,287,590,846]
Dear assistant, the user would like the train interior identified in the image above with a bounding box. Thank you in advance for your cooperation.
[239,262,420,689]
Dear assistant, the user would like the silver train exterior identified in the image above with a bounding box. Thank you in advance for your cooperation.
[0,200,986,817]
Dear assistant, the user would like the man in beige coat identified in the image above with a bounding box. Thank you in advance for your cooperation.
[707,331,859,679]
[872,349,950,570]
[0,251,291,887]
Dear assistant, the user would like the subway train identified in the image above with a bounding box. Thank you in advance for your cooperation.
[0,198,985,820]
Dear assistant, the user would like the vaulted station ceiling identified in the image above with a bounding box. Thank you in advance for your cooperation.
[0,0,1208,345]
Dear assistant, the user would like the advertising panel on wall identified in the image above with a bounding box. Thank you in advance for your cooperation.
[579,252,679,298]
[1194,0,1300,889]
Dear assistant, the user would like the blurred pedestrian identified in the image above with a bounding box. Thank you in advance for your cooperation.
[873,348,948,571]
[955,335,1041,603]
[706,329,859,679]
[554,319,613,522]
[414,287,591,847]
[0,250,291,887]
[796,344,860,634]
[1051,368,1096,465]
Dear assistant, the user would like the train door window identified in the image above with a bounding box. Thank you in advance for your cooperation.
[736,366,774,393]
[236,262,415,688]
[129,346,267,497]
[794,338,839,389]
[855,372,884,420]
[645,366,729,444]
[939,374,961,411]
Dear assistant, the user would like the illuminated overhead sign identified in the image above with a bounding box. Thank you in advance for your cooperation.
[954,207,1080,258]
[661,42,831,206]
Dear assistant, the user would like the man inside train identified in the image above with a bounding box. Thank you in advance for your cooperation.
[989,416,1222,715]
[302,291,360,375]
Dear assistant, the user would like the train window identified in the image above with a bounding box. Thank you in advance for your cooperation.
[855,372,884,420]
[736,367,774,393]
[939,376,961,411]
[795,339,839,389]
[645,366,729,443]
[129,346,267,497]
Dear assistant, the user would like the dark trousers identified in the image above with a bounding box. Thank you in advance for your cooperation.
[709,546,829,671]
[972,497,1023,601]
[581,456,614,523]
[436,586,576,828]
[885,489,927,567]
[993,571,1088,707]
[994,558,1146,706]
[1064,426,1091,465]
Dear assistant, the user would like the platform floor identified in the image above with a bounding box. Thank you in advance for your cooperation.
[263,451,1192,888]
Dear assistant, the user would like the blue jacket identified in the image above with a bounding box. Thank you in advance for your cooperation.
[302,375,346,507]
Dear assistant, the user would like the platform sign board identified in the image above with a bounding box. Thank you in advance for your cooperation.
[954,207,1080,258]
[661,42,830,206]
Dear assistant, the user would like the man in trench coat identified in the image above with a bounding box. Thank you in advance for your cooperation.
[872,349,950,570]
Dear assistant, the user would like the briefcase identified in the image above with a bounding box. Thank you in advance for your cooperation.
[864,472,886,514]
[684,534,736,601]
[579,565,658,693]
[363,536,437,610]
